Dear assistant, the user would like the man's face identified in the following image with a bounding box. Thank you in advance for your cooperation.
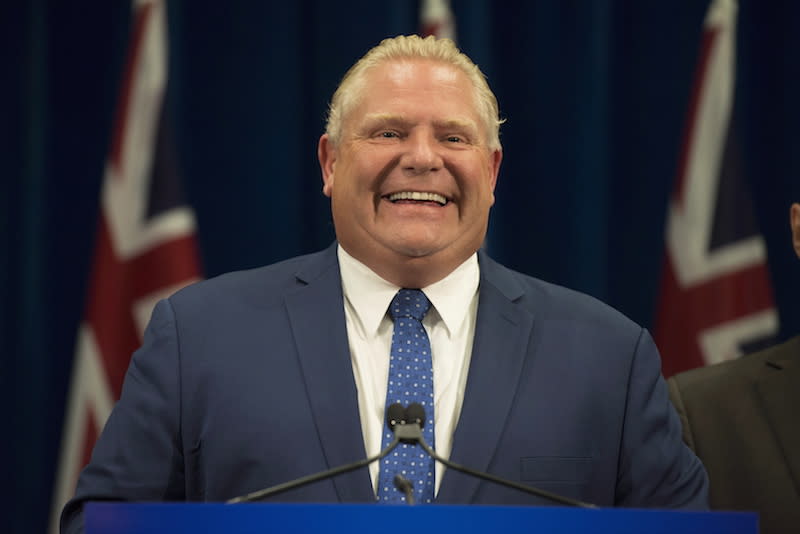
[318,58,502,285]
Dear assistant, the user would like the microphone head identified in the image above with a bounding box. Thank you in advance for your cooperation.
[393,474,416,505]
[393,474,414,493]
[406,403,426,429]
[386,403,406,430]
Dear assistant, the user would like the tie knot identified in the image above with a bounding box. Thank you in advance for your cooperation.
[389,289,431,322]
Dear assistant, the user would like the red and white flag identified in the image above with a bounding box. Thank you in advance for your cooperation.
[421,0,456,40]
[654,0,777,377]
[49,0,201,530]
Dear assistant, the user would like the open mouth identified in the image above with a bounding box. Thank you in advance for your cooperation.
[385,191,449,206]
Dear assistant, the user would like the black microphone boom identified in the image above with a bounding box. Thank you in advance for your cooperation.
[227,402,598,508]
[404,402,597,509]
[226,403,409,504]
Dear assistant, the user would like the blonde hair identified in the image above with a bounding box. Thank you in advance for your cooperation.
[325,34,503,150]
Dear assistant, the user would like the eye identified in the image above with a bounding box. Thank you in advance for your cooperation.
[446,135,464,143]
[379,131,399,138]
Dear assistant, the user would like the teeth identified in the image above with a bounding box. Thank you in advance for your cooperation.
[387,191,447,205]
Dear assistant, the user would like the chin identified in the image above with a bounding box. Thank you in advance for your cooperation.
[390,243,441,259]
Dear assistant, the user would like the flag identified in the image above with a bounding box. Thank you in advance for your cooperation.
[49,0,202,531]
[654,0,777,378]
[421,0,456,40]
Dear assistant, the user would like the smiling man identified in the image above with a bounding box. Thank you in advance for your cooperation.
[62,35,707,533]
[318,52,501,288]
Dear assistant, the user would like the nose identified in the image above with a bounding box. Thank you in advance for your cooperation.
[401,130,442,175]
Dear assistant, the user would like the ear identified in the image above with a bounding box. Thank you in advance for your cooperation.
[487,148,503,205]
[318,133,336,197]
[791,203,800,259]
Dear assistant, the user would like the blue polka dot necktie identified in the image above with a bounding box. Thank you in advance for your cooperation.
[377,289,435,504]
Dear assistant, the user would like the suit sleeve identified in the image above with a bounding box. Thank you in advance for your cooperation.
[667,376,697,451]
[615,329,709,509]
[60,299,185,534]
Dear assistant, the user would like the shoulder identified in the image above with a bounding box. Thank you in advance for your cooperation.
[166,245,338,312]
[478,251,641,334]
[669,336,800,397]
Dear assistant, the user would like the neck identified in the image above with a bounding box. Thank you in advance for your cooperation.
[340,243,476,289]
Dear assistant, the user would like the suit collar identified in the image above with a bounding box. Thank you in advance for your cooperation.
[437,250,532,503]
[285,243,375,502]
[475,249,526,301]
[756,336,800,493]
[762,336,800,371]
[293,242,340,286]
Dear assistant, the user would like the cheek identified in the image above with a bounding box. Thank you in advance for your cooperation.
[331,179,365,216]
[468,174,496,206]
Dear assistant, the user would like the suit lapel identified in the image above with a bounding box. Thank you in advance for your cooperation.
[755,338,800,495]
[437,253,533,504]
[283,245,374,502]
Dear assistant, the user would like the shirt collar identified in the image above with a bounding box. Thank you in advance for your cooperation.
[337,245,480,338]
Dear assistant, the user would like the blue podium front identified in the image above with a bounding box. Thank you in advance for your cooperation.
[85,502,757,534]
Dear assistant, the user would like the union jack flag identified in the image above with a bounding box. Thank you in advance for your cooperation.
[654,0,777,377]
[49,0,202,530]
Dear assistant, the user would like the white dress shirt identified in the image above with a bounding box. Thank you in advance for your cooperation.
[337,245,479,496]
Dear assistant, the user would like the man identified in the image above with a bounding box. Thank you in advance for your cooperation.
[668,203,800,534]
[62,35,707,532]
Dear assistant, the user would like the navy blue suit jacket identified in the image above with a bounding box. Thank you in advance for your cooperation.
[62,245,707,532]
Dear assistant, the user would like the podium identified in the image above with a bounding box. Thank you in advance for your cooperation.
[85,502,757,533]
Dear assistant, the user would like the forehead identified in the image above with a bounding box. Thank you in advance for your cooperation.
[371,58,463,83]
[362,58,472,95]
[346,59,481,126]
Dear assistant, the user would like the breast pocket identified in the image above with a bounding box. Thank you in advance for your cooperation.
[520,456,593,485]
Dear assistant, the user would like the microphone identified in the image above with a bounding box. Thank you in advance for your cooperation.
[402,402,597,509]
[226,403,410,504]
[405,403,425,427]
[387,402,407,430]
[393,475,415,505]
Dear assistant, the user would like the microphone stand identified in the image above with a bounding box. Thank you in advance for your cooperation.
[419,432,596,508]
[226,436,402,504]
[227,403,598,508]
[400,405,598,509]
[393,475,415,505]
[227,403,412,504]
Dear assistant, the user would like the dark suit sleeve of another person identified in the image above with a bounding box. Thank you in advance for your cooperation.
[60,299,186,534]
[667,337,800,534]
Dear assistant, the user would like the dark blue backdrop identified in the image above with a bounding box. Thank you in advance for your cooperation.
[3,2,799,533]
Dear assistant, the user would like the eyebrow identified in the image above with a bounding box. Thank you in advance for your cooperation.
[362,113,412,129]
[362,113,479,133]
